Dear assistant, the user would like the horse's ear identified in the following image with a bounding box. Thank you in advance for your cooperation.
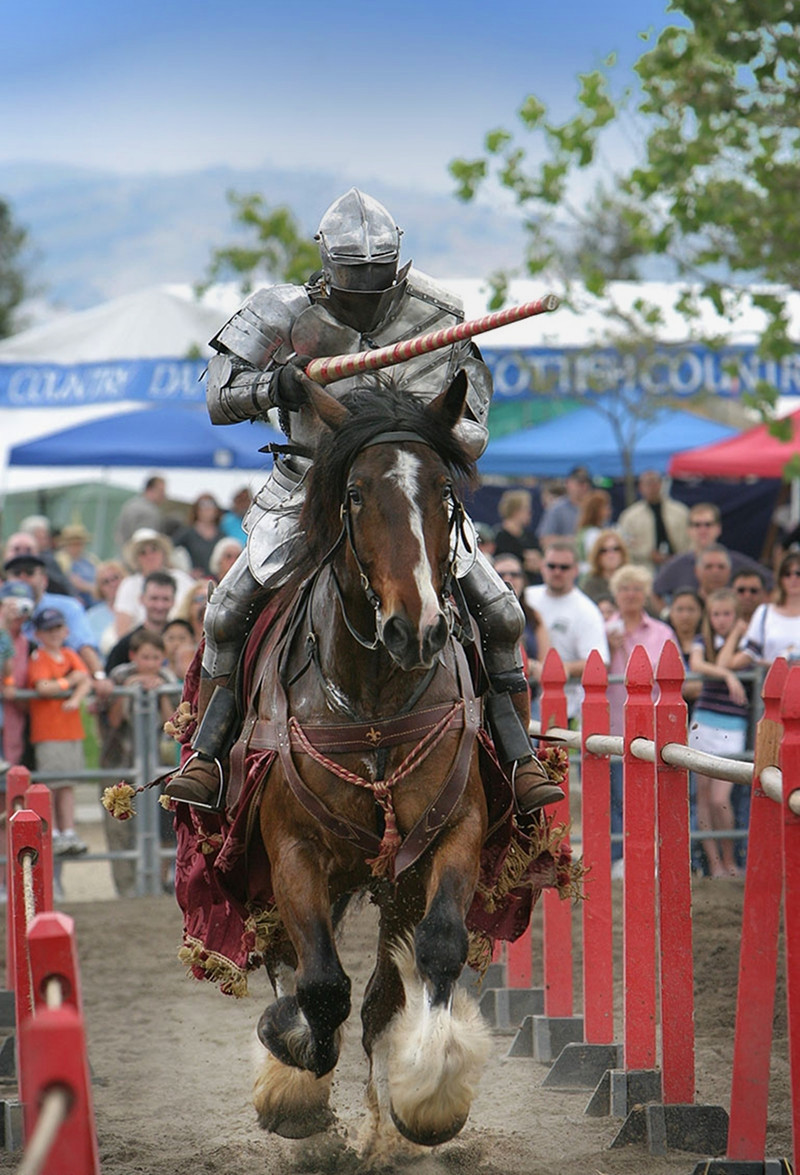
[425,369,469,432]
[301,373,350,431]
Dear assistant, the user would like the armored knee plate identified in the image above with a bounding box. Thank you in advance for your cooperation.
[202,550,260,677]
[459,553,525,679]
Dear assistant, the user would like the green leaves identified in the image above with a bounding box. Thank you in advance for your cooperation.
[0,199,30,340]
[200,192,318,291]
[446,0,800,431]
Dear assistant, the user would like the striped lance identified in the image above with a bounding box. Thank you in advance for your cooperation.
[305,293,560,385]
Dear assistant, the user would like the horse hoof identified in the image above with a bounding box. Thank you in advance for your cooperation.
[253,1046,335,1138]
[389,1102,467,1147]
[258,1104,335,1139]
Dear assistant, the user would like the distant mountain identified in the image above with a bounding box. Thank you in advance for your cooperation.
[0,162,529,313]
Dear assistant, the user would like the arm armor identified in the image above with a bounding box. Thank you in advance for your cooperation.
[207,284,311,425]
[206,354,276,425]
[453,341,492,457]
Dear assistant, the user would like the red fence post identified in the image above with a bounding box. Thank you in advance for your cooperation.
[654,641,695,1104]
[9,810,45,1028]
[23,784,54,913]
[779,666,800,1175]
[622,646,657,1071]
[5,766,33,992]
[506,932,533,988]
[580,650,614,1044]
[19,912,100,1174]
[538,648,573,1017]
[727,659,786,1161]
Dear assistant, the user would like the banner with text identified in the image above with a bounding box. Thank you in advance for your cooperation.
[2,343,800,408]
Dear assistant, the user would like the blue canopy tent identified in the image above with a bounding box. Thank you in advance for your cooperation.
[479,405,739,479]
[8,404,281,471]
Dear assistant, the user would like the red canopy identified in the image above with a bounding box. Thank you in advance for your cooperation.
[669,409,800,479]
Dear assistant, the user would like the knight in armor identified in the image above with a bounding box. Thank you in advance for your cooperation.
[164,189,562,814]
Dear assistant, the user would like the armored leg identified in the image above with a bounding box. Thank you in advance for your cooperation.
[459,550,563,814]
[164,550,259,810]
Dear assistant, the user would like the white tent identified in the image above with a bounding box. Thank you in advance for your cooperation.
[0,284,256,501]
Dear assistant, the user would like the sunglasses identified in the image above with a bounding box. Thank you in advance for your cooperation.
[600,546,622,553]
[99,575,121,586]
[735,586,761,594]
[545,562,574,571]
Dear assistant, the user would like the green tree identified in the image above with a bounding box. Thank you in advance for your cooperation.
[200,191,319,292]
[449,1,800,485]
[0,198,31,339]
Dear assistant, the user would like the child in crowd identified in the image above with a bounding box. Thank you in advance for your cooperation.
[162,618,197,681]
[688,588,749,878]
[100,630,178,895]
[26,607,91,857]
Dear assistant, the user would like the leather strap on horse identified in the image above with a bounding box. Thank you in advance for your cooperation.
[247,702,459,754]
[237,622,480,879]
[393,641,479,876]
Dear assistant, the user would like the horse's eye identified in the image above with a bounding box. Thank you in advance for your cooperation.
[442,483,453,502]
[347,485,362,506]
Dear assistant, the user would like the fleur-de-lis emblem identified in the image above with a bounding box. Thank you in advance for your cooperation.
[366,727,382,746]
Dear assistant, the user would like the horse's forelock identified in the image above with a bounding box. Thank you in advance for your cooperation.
[288,381,475,578]
[319,381,474,488]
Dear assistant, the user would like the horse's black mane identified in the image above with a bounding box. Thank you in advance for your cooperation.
[271,381,476,598]
[319,381,474,491]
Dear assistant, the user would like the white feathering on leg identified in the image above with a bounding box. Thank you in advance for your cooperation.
[386,936,490,1145]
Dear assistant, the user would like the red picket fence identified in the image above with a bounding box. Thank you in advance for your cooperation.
[5,766,100,1175]
[519,647,799,1170]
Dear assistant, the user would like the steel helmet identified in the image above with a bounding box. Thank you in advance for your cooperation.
[316,188,402,296]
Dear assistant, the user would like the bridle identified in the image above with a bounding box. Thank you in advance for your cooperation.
[277,429,472,711]
[335,430,468,651]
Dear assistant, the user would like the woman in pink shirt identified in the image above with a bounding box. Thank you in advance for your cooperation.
[605,564,679,875]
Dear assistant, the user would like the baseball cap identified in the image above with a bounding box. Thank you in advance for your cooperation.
[32,606,67,631]
[3,553,46,576]
[0,581,35,614]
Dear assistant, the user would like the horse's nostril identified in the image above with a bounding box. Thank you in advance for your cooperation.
[382,615,409,655]
[422,615,448,660]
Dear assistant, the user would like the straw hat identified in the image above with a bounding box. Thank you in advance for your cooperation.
[59,523,91,544]
[123,527,173,570]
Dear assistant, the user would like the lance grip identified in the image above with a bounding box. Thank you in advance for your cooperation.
[305,293,559,385]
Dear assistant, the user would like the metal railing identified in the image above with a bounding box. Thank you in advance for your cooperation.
[2,683,183,897]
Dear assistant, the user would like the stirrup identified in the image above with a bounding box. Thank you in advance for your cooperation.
[511,758,564,814]
[165,752,226,812]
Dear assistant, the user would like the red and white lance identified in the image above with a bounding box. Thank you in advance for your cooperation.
[304,293,559,385]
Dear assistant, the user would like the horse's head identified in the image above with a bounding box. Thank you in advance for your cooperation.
[301,371,475,671]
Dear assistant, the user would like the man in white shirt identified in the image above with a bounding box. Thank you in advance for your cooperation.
[524,538,610,719]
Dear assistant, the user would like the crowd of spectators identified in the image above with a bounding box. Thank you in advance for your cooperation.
[482,466,788,880]
[0,477,250,899]
[0,462,789,896]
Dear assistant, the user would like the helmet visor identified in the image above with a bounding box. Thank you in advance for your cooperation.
[326,260,398,294]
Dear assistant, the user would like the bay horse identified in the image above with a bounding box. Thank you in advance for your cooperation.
[248,370,491,1150]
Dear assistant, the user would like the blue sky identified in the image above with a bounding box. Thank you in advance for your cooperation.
[2,0,678,191]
